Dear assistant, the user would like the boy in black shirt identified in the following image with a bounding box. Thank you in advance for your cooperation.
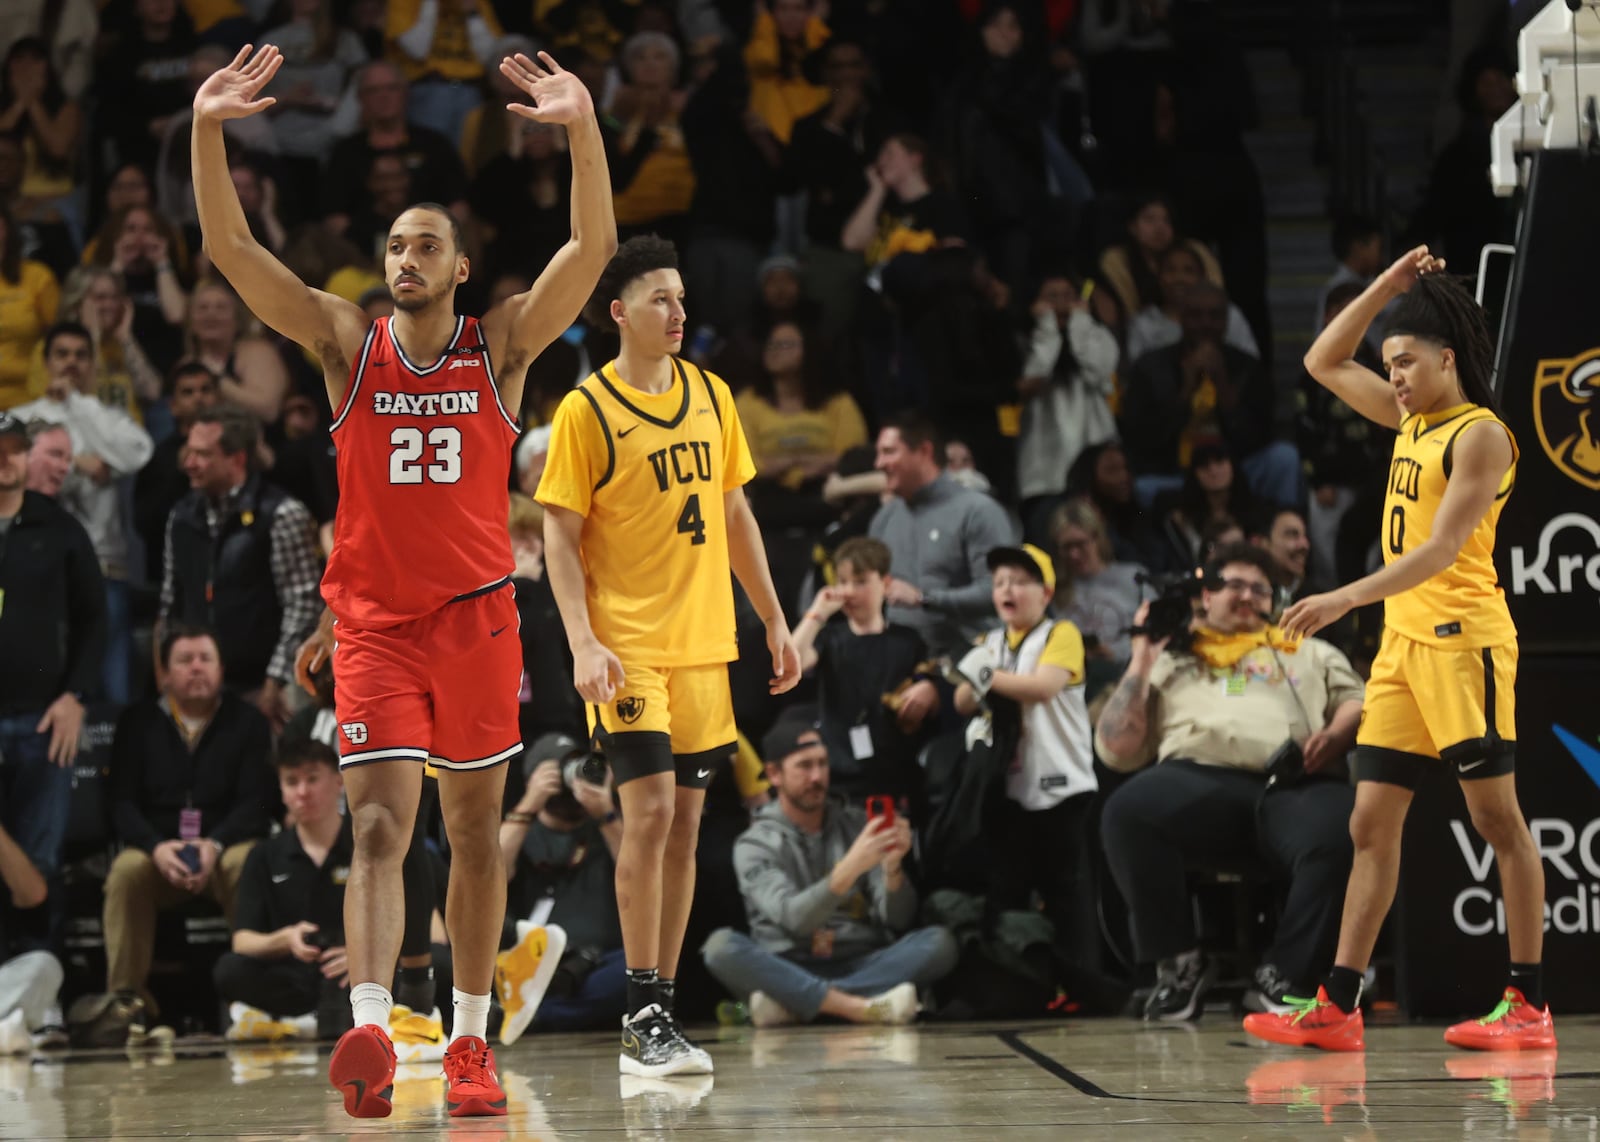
[791,538,939,809]
[214,740,353,1043]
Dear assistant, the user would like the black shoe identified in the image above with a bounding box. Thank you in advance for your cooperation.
[619,1004,709,1078]
[1143,952,1217,1022]
[1242,963,1298,1016]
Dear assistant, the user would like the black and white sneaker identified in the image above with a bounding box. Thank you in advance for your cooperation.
[1242,963,1298,1016]
[619,1004,707,1078]
[1143,951,1217,1022]
[661,1009,713,1074]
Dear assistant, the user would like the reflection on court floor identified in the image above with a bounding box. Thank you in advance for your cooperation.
[5,1016,1599,1139]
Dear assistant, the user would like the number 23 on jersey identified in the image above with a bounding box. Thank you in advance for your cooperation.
[390,426,462,484]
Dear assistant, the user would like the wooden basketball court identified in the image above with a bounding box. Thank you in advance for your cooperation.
[7,1009,1599,1139]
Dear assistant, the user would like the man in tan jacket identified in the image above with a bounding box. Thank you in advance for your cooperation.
[1095,544,1364,1024]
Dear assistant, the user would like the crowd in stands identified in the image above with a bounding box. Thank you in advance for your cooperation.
[0,0,1519,1049]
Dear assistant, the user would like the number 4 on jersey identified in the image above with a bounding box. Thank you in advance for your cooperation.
[677,493,706,545]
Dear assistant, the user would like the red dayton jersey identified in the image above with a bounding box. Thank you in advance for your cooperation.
[321,315,517,628]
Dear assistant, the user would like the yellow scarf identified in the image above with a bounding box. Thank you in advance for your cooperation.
[1189,625,1301,670]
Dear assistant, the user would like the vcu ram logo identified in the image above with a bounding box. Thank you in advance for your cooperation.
[1533,348,1600,490]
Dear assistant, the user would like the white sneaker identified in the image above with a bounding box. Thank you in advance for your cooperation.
[747,991,796,1028]
[0,1010,32,1055]
[863,983,919,1026]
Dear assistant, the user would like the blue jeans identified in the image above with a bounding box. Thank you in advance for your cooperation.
[701,927,958,1021]
[0,715,72,879]
[534,948,628,1032]
[103,579,131,704]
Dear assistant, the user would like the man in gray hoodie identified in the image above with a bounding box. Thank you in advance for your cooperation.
[700,713,957,1027]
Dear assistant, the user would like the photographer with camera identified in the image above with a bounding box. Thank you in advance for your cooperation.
[214,740,353,1042]
[1094,544,1363,1021]
[495,733,626,1044]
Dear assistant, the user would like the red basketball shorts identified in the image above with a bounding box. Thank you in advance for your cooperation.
[332,580,522,771]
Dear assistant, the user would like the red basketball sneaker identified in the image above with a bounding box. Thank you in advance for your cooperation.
[1242,987,1366,1052]
[443,1036,508,1117]
[328,1024,397,1118]
[1443,988,1556,1051]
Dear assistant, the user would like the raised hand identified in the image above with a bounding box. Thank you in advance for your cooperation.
[1379,245,1446,295]
[501,51,594,127]
[193,44,283,122]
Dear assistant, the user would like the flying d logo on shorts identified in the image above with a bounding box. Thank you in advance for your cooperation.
[1533,348,1600,490]
[616,696,645,724]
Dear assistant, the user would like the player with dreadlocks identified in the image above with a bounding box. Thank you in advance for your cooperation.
[1242,245,1554,1053]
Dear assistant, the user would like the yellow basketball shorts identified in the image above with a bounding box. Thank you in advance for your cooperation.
[1354,628,1517,786]
[586,662,737,789]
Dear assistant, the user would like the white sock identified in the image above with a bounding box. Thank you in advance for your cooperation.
[451,988,491,1044]
[350,982,393,1030]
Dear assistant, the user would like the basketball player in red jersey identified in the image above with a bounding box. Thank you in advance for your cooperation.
[191,45,616,1118]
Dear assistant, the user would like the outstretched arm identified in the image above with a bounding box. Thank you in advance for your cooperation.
[192,45,367,409]
[1303,245,1446,431]
[482,51,618,416]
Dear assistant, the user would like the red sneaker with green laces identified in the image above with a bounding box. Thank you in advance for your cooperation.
[1443,988,1556,1051]
[1242,986,1365,1052]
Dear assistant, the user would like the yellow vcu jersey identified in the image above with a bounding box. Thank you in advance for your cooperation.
[537,357,756,667]
[1381,403,1517,648]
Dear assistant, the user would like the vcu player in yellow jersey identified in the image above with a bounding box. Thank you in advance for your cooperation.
[1244,247,1554,1054]
[537,236,801,1076]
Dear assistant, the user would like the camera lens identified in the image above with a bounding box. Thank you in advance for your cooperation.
[562,758,585,788]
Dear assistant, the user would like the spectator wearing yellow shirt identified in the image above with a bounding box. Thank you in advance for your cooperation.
[743,0,830,145]
[386,0,503,145]
[0,202,59,409]
[609,32,694,241]
[735,320,867,515]
[27,267,164,423]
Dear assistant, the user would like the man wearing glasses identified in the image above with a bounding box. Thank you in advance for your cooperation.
[1093,543,1365,1024]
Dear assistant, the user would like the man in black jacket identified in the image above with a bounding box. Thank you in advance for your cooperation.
[0,413,105,947]
[103,625,276,1015]
[159,404,321,732]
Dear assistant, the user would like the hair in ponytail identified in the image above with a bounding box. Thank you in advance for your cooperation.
[1380,273,1500,413]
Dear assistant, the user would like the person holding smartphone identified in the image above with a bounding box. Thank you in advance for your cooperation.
[698,713,957,1028]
